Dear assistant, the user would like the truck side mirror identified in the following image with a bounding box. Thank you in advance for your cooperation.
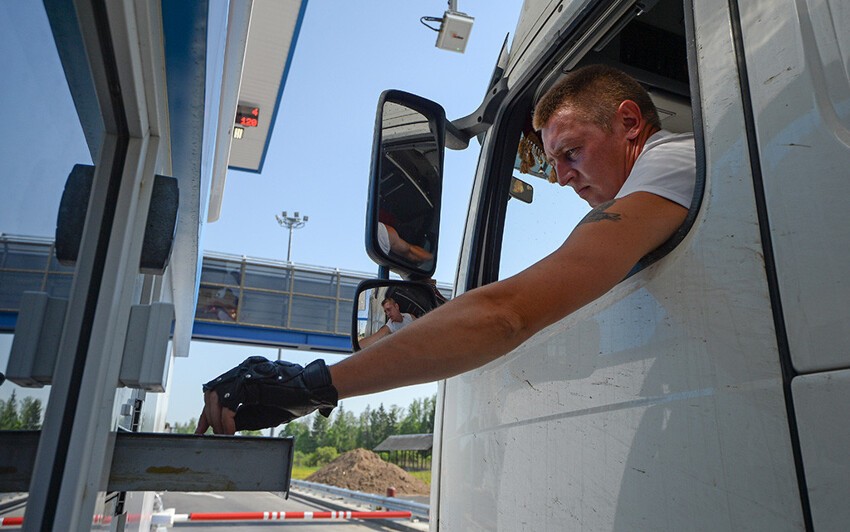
[366,91,446,279]
[351,279,447,351]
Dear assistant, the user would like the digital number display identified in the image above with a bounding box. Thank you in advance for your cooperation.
[235,104,260,128]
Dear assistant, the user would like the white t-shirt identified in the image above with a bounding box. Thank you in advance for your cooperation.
[386,313,414,333]
[377,222,391,254]
[615,130,695,209]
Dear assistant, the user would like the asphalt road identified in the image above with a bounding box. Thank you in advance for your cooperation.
[159,491,406,531]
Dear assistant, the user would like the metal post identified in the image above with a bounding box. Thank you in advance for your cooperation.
[271,211,308,438]
[286,227,294,262]
[269,346,283,438]
[275,211,309,262]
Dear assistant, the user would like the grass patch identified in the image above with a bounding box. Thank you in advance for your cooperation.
[407,470,431,485]
[291,466,320,480]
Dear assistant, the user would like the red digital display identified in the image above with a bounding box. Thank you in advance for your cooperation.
[235,104,260,128]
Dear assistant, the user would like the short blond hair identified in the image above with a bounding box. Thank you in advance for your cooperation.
[532,65,661,132]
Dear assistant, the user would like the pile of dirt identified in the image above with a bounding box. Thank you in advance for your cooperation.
[306,448,429,495]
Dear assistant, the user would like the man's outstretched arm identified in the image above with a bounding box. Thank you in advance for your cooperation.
[358,325,390,349]
[330,192,686,398]
[197,192,686,434]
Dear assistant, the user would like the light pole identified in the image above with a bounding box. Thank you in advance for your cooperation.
[275,211,309,262]
[270,211,308,438]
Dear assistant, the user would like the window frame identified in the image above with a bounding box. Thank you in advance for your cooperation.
[463,0,706,290]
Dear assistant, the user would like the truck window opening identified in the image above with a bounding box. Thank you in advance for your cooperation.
[496,0,701,282]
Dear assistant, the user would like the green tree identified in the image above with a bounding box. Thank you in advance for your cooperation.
[281,419,316,454]
[0,390,20,430]
[326,405,357,452]
[292,450,308,467]
[398,398,423,434]
[356,406,374,449]
[19,397,42,429]
[421,394,436,433]
[310,446,338,467]
[369,404,398,449]
[311,412,330,448]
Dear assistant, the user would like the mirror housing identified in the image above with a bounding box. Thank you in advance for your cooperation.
[509,176,534,204]
[351,279,448,352]
[366,90,446,279]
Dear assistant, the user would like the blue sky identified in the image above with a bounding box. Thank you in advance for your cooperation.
[0,1,530,424]
[171,1,528,425]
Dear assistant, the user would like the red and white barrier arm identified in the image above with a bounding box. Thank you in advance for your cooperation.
[1,514,128,527]
[176,510,412,522]
[1,514,131,527]
[2,510,413,527]
[0,517,23,527]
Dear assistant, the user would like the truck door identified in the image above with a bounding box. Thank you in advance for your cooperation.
[735,0,850,528]
[436,0,811,529]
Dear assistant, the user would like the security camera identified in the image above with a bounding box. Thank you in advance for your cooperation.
[435,10,474,53]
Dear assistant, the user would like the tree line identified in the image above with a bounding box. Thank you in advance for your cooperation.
[171,395,437,464]
[2,389,436,467]
[0,390,43,430]
[281,394,437,455]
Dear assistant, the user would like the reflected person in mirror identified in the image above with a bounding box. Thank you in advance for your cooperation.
[378,222,433,265]
[196,64,696,434]
[358,297,416,349]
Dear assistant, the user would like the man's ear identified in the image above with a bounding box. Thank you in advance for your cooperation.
[616,100,643,139]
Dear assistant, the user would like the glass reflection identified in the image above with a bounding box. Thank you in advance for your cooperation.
[354,282,445,351]
[375,101,442,272]
[0,3,94,435]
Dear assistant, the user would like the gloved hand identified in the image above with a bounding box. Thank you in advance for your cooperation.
[202,356,338,431]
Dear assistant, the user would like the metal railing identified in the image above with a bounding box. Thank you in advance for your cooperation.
[196,251,370,336]
[0,235,74,312]
[290,479,430,520]
[0,234,453,352]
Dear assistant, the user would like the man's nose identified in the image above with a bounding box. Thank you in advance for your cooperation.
[555,161,575,187]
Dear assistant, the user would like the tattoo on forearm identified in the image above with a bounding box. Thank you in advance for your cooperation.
[577,199,621,227]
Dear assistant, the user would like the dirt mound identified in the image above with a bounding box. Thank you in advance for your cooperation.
[306,448,429,495]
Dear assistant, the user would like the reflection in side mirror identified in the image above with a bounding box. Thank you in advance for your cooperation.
[509,176,534,204]
[351,279,448,352]
[367,91,446,278]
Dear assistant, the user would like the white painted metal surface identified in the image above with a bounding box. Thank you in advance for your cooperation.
[226,0,306,171]
[792,370,850,531]
[429,0,850,528]
[166,0,232,359]
[508,0,574,84]
[739,0,850,374]
[207,0,253,223]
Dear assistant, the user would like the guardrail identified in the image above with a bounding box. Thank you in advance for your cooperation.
[290,480,430,520]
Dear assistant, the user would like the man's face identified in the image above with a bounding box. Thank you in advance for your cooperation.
[541,106,630,208]
[383,301,402,322]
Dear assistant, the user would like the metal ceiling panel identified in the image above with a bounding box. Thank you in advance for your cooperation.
[227,0,308,172]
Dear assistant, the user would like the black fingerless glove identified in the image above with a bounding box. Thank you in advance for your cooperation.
[202,356,338,431]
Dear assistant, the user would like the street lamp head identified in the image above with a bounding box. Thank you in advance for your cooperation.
[277,209,309,261]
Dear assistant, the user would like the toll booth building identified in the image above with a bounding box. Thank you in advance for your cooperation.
[0,1,310,529]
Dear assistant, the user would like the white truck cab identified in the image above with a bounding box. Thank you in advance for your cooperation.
[357,0,850,530]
